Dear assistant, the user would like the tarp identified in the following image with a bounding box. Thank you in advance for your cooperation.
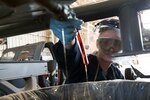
[0,80,150,100]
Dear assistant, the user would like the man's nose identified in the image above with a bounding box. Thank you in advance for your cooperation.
[109,47,115,53]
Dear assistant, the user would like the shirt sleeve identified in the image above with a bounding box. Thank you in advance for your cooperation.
[53,40,86,83]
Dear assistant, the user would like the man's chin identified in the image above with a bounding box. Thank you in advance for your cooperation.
[103,56,112,62]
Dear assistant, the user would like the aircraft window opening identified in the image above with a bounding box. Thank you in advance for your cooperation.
[139,9,150,50]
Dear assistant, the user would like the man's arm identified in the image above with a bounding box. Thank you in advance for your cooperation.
[53,39,86,83]
[65,39,75,49]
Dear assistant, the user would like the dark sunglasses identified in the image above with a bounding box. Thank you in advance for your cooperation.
[97,38,122,53]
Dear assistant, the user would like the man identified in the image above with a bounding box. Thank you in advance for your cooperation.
[50,17,124,84]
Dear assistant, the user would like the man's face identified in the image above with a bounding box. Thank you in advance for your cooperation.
[97,30,122,61]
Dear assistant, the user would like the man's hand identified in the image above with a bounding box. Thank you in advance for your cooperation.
[50,16,83,45]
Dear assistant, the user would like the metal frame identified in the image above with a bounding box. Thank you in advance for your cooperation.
[0,61,48,81]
